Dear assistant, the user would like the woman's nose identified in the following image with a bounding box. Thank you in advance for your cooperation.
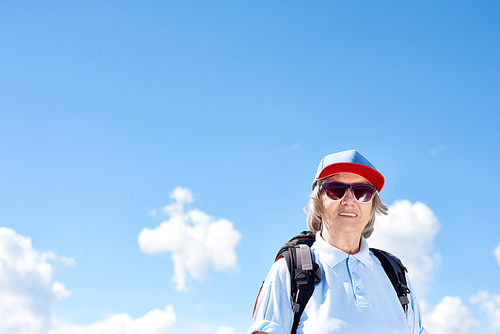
[341,189,356,204]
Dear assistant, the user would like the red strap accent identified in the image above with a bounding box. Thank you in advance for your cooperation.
[252,288,262,317]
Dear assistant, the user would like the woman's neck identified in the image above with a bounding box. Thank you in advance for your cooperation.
[320,230,362,255]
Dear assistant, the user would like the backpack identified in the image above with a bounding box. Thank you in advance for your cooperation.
[253,231,411,334]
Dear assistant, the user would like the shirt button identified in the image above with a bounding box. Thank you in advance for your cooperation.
[352,271,358,276]
[356,286,361,291]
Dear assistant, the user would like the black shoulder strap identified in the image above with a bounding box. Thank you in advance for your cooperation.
[370,248,411,312]
[282,244,320,334]
[275,231,319,334]
[252,231,319,326]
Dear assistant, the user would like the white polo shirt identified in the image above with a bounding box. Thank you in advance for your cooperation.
[249,233,428,334]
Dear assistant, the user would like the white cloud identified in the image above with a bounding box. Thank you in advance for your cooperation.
[169,187,194,204]
[0,227,73,334]
[59,256,76,267]
[368,200,441,298]
[493,242,500,266]
[49,306,176,334]
[0,227,176,334]
[470,290,489,304]
[138,187,242,291]
[423,296,477,334]
[470,290,500,330]
[51,281,72,300]
[215,326,243,334]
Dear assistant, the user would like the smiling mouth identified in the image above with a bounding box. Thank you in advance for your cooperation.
[339,213,357,217]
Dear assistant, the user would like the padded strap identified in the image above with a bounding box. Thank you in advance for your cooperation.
[283,245,319,334]
[296,244,313,271]
[370,248,410,312]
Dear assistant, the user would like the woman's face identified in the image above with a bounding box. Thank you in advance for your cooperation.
[321,173,373,239]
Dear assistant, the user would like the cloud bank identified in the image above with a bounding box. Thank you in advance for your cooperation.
[0,227,177,334]
[423,296,477,334]
[48,306,176,334]
[368,200,441,297]
[0,227,72,334]
[471,291,500,330]
[215,326,244,334]
[138,187,241,291]
[368,200,481,333]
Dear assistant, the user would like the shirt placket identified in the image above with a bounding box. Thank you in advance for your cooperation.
[348,255,368,307]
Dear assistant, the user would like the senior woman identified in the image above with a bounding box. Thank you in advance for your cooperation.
[249,150,427,334]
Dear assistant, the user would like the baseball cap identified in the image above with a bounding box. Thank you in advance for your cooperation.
[314,150,385,191]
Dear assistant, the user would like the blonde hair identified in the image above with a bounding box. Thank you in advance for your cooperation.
[305,177,388,238]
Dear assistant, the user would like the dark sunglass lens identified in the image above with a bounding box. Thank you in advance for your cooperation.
[325,183,346,200]
[353,185,375,202]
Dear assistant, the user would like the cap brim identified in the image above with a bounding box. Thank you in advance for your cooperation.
[316,162,385,191]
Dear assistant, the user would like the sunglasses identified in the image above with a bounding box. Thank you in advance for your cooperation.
[322,182,377,203]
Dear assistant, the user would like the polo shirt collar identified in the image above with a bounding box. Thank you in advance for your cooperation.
[313,232,374,270]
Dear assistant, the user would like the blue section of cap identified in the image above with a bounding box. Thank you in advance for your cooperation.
[329,150,376,169]
[316,150,377,178]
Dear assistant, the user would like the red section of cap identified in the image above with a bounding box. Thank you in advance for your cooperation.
[317,162,385,191]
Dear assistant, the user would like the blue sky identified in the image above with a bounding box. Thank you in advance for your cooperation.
[1,1,499,333]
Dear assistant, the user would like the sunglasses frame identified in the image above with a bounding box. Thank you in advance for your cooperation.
[322,182,377,203]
